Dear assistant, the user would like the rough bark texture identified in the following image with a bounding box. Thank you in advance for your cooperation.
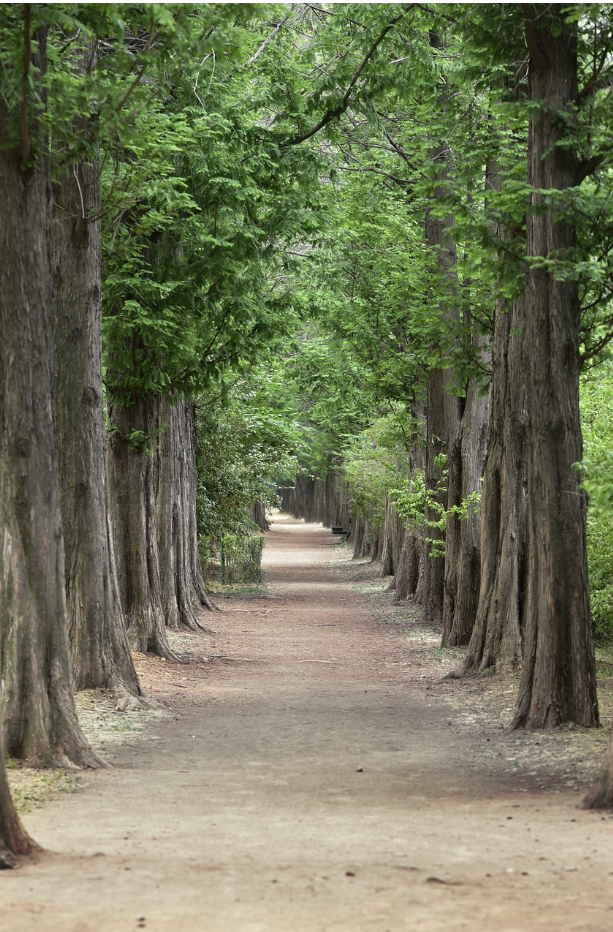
[0,28,101,767]
[420,32,463,623]
[441,338,491,646]
[512,8,598,728]
[422,239,462,622]
[109,396,215,653]
[108,398,174,657]
[156,398,216,628]
[380,496,405,581]
[455,297,528,675]
[393,395,427,603]
[53,140,142,703]
[395,531,424,602]
[423,367,456,621]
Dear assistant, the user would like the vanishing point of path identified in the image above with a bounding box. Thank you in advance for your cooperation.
[3,514,613,931]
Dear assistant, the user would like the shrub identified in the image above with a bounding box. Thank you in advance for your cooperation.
[203,532,265,585]
[580,363,613,643]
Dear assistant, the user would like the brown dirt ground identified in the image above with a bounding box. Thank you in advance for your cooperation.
[3,512,613,932]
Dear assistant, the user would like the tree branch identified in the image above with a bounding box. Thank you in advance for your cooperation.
[383,129,417,170]
[521,4,547,73]
[281,8,411,147]
[246,14,289,67]
[574,146,613,185]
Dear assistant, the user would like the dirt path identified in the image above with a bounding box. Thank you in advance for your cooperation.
[3,514,613,931]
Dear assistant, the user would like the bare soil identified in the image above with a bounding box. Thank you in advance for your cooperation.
[3,513,613,931]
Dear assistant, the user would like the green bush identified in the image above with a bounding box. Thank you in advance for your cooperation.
[580,363,613,643]
[203,532,265,585]
[343,411,414,542]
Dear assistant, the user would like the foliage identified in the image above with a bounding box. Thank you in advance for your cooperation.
[204,532,265,586]
[392,463,478,560]
[100,6,328,408]
[196,366,301,542]
[342,412,412,537]
[580,363,613,641]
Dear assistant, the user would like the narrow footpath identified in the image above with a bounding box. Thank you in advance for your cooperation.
[3,514,613,931]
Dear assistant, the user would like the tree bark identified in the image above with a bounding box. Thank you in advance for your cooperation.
[156,398,216,628]
[0,727,39,865]
[422,248,462,621]
[252,501,270,532]
[108,397,174,657]
[511,7,598,728]
[456,296,528,675]
[441,337,491,646]
[109,396,215,653]
[394,394,426,603]
[380,496,405,581]
[0,26,102,767]
[421,32,463,623]
[52,127,143,705]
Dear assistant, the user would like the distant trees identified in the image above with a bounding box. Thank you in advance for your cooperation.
[279,3,613,738]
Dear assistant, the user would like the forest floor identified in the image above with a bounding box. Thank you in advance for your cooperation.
[4,513,613,931]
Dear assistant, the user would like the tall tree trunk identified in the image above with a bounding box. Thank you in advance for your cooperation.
[422,32,463,623]
[442,336,491,646]
[380,496,404,580]
[394,394,426,603]
[53,126,143,704]
[511,7,597,728]
[156,398,216,629]
[0,25,101,767]
[108,397,174,658]
[456,295,528,674]
[109,396,215,653]
[422,244,462,622]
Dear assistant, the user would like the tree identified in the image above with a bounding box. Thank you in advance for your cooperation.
[52,34,143,701]
[0,728,39,866]
[511,4,598,728]
[0,13,101,766]
[102,7,327,651]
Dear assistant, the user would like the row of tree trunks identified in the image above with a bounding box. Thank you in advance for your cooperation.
[279,471,389,562]
[457,296,527,674]
[156,398,216,628]
[395,531,424,602]
[392,396,427,603]
[108,396,215,657]
[350,512,384,561]
[279,468,350,529]
[108,398,173,658]
[423,368,460,622]
[380,495,405,581]
[441,336,491,646]
[452,9,598,734]
[0,28,101,771]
